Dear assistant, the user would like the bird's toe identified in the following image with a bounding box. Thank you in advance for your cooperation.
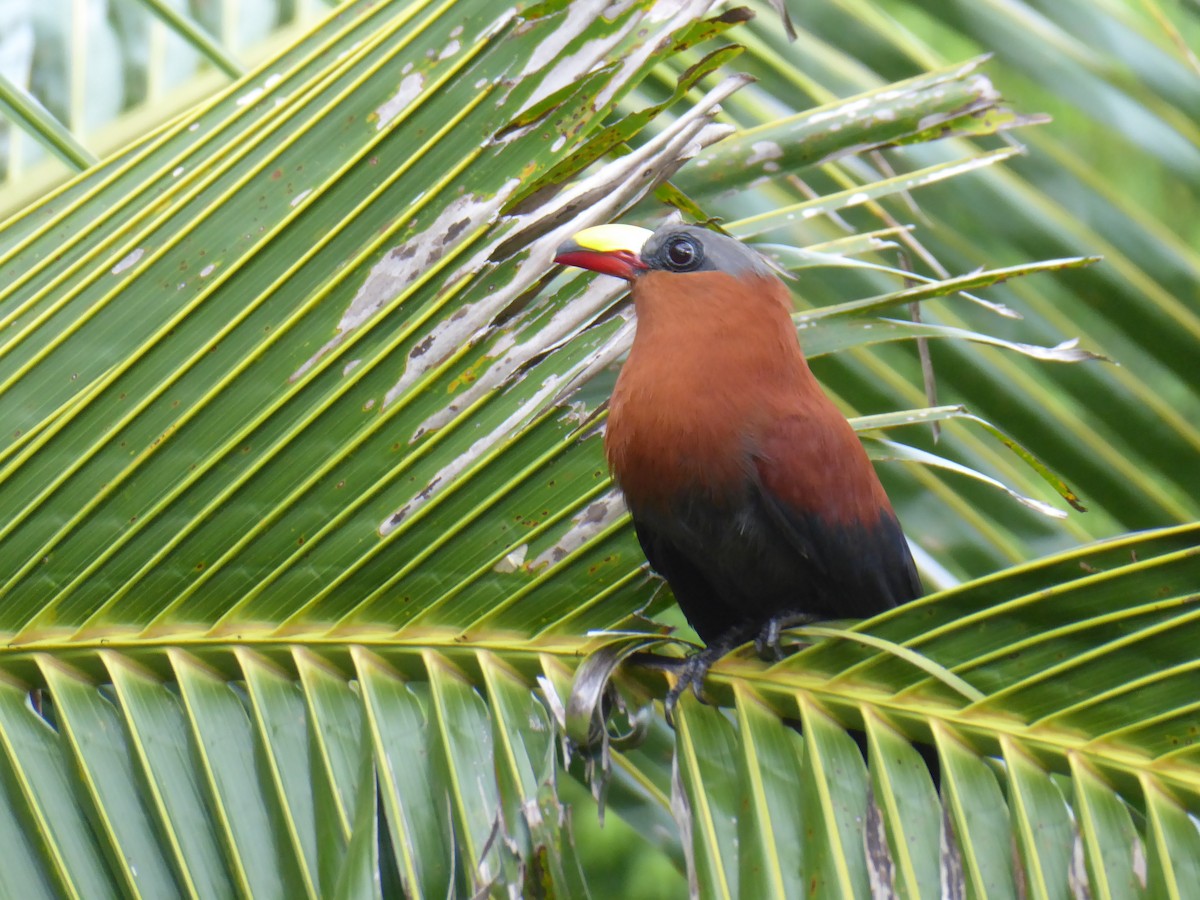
[663,646,723,726]
[754,617,785,661]
[755,613,817,661]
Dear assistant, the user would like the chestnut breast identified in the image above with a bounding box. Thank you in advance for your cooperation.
[605,271,801,505]
[604,269,893,525]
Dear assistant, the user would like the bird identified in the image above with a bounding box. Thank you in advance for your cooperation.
[555,222,923,720]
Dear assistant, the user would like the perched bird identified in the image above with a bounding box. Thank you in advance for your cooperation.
[555,223,922,718]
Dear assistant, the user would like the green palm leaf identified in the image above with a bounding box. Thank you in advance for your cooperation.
[0,0,1196,895]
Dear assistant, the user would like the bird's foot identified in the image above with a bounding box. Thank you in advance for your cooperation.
[754,617,786,661]
[754,613,816,661]
[660,617,815,726]
[663,644,725,727]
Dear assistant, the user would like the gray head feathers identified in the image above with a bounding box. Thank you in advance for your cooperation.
[640,225,778,279]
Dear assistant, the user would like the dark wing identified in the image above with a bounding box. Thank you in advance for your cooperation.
[629,515,742,644]
[630,481,918,644]
[624,412,921,645]
[751,414,922,617]
[750,479,921,614]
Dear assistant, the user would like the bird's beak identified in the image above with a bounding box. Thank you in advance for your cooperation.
[555,224,653,281]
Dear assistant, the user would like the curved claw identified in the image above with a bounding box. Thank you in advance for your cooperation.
[754,613,816,661]
[754,618,785,661]
[663,646,722,727]
[661,616,818,727]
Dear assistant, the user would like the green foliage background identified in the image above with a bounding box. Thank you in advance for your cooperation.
[0,0,1197,897]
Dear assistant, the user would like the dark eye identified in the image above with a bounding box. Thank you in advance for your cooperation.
[664,236,701,271]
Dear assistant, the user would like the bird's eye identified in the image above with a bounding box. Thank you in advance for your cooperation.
[664,236,701,271]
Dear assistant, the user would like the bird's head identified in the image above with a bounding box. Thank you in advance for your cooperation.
[555,223,776,282]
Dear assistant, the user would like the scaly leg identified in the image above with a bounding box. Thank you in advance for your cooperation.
[754,612,816,660]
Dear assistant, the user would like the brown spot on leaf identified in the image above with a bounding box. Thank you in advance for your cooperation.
[444,217,471,244]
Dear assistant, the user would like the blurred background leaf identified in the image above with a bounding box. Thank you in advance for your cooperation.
[0,0,1197,896]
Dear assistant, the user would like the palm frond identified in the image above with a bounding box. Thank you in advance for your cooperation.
[0,0,1196,894]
